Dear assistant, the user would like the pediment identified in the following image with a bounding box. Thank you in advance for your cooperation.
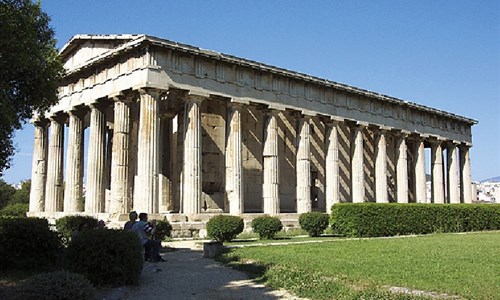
[59,34,143,70]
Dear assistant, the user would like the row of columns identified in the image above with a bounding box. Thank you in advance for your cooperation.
[30,89,474,216]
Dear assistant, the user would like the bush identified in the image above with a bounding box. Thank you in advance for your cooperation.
[65,229,143,286]
[55,215,98,245]
[0,217,62,270]
[299,212,330,237]
[252,215,283,239]
[0,203,28,217]
[151,219,173,241]
[16,271,96,300]
[331,203,500,238]
[206,215,244,242]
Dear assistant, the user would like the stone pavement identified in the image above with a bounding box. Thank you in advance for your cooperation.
[98,240,304,300]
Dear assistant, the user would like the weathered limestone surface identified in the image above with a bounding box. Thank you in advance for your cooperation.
[64,110,84,212]
[45,117,64,212]
[29,121,48,212]
[30,35,478,222]
[86,103,106,213]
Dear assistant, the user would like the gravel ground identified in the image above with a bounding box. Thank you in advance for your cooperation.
[97,241,305,300]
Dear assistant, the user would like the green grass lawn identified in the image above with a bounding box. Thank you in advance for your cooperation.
[219,231,500,300]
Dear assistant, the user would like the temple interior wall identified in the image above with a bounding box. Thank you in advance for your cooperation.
[242,106,263,212]
[310,118,325,210]
[277,112,296,212]
[337,123,351,202]
[386,134,397,202]
[363,128,376,202]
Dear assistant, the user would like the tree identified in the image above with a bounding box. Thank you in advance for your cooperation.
[0,0,64,175]
[11,179,30,204]
[0,179,16,209]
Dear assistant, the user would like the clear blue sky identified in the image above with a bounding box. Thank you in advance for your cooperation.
[2,0,499,184]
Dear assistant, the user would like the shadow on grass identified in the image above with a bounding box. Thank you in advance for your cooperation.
[215,248,268,282]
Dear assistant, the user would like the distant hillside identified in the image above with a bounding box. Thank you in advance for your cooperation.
[481,176,500,183]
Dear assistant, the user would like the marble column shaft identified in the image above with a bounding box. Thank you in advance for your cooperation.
[110,100,131,214]
[86,104,106,213]
[431,142,445,204]
[134,91,160,213]
[396,135,409,203]
[296,116,311,213]
[29,121,48,212]
[375,130,388,203]
[182,96,203,214]
[45,117,64,212]
[325,122,340,213]
[226,104,244,215]
[263,111,279,214]
[460,146,473,204]
[63,111,84,212]
[447,144,460,203]
[415,139,427,203]
[351,126,364,203]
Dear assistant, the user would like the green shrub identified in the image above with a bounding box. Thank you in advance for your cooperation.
[331,203,500,238]
[16,271,96,300]
[252,215,283,239]
[0,203,28,217]
[0,217,62,270]
[206,215,244,242]
[55,215,98,244]
[299,212,330,237]
[151,219,173,241]
[65,229,143,286]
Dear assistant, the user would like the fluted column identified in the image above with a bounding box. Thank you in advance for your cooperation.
[86,103,107,213]
[263,110,279,214]
[45,116,65,212]
[447,143,460,204]
[134,90,161,213]
[296,116,311,213]
[351,125,365,203]
[375,129,388,203]
[110,99,132,214]
[396,133,409,203]
[431,141,445,203]
[460,145,473,204]
[29,120,48,212]
[226,103,244,214]
[415,138,427,203]
[182,95,203,214]
[63,110,85,212]
[325,121,340,213]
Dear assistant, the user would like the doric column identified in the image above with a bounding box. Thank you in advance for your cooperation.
[415,138,427,203]
[375,129,388,203]
[325,120,340,213]
[396,133,409,203]
[45,116,65,212]
[459,145,473,204]
[29,119,48,212]
[63,109,85,212]
[134,90,161,213]
[110,98,132,214]
[351,124,365,203]
[447,143,460,204]
[86,103,107,213]
[431,140,445,203]
[296,116,312,213]
[263,110,280,214]
[182,94,204,214]
[225,103,244,215]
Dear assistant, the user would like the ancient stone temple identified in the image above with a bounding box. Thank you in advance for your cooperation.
[29,34,477,223]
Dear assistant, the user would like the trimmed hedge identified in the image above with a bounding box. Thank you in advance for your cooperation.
[207,215,244,242]
[299,212,329,237]
[331,203,500,238]
[151,219,173,241]
[0,217,62,270]
[252,215,283,239]
[65,229,143,286]
[16,271,96,300]
[55,215,98,245]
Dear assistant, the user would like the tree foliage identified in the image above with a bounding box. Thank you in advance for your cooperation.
[0,0,64,175]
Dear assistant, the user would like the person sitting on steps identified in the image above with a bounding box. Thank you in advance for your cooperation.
[123,211,138,231]
[131,212,165,262]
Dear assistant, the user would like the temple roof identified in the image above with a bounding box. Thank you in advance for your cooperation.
[59,34,477,125]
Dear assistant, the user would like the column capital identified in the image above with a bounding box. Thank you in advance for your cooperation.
[32,117,50,127]
[459,142,472,150]
[89,100,110,111]
[48,112,67,124]
[138,87,167,99]
[68,105,88,118]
